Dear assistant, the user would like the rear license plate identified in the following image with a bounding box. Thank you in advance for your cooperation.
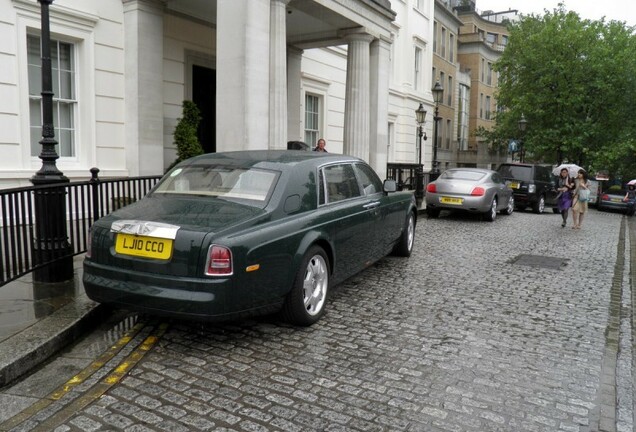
[508,182,520,189]
[611,198,622,202]
[115,234,173,259]
[440,196,463,205]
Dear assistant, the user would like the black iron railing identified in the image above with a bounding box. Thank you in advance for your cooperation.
[0,169,161,286]
[387,162,431,201]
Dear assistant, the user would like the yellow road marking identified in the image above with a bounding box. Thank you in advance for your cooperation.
[0,322,168,432]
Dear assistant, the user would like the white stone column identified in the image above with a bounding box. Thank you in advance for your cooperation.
[123,0,164,175]
[269,0,291,149]
[343,33,374,160]
[287,47,304,143]
[369,37,391,179]
[217,0,270,151]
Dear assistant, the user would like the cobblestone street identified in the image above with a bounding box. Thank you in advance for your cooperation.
[1,209,634,432]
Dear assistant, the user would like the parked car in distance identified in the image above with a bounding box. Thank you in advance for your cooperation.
[597,185,635,215]
[496,163,558,213]
[83,151,418,326]
[425,168,514,221]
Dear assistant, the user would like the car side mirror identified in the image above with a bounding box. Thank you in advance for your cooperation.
[383,179,397,193]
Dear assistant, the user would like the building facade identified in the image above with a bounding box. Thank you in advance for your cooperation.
[0,0,448,190]
[454,0,517,168]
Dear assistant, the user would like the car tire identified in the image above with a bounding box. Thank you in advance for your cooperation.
[427,208,440,218]
[533,195,545,214]
[484,198,497,222]
[501,195,514,215]
[392,212,416,257]
[281,246,329,326]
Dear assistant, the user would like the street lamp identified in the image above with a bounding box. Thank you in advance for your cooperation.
[30,0,73,282]
[517,114,528,163]
[415,103,427,205]
[431,80,444,180]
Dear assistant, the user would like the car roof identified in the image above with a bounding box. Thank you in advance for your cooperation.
[178,150,362,171]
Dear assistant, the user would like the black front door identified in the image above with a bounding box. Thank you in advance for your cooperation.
[192,65,216,153]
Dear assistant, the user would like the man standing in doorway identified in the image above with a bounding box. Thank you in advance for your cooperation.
[313,138,328,152]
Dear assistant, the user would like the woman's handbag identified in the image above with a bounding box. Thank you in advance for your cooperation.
[578,189,590,202]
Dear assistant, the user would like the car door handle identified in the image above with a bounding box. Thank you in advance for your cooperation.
[363,201,381,210]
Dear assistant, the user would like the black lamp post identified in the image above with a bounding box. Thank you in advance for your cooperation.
[30,0,73,282]
[430,80,444,181]
[517,114,528,163]
[415,103,427,205]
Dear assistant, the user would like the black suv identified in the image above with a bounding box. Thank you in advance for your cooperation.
[496,163,558,213]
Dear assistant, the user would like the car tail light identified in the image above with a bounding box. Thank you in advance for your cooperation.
[205,245,233,276]
[426,183,437,193]
[528,184,536,193]
[601,194,609,200]
[471,187,485,196]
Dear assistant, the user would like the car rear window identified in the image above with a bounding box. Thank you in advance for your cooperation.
[153,164,279,206]
[497,165,532,181]
[440,170,486,181]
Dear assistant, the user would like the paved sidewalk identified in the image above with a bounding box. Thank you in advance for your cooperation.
[0,255,103,388]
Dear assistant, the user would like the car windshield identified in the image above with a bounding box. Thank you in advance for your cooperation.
[441,170,486,181]
[497,165,531,181]
[153,164,279,207]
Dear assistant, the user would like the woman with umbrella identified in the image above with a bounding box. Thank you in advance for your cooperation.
[556,167,574,227]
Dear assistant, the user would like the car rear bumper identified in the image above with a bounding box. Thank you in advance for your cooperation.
[598,201,633,212]
[425,194,493,213]
[83,260,282,321]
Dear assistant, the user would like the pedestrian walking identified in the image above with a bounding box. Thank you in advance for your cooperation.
[571,169,590,229]
[556,168,574,227]
[313,138,328,152]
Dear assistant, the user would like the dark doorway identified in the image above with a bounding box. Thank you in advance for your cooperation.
[192,65,216,153]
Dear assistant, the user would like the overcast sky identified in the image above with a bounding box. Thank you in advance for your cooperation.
[475,0,636,26]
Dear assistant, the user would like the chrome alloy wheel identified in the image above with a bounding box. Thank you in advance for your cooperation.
[302,254,328,316]
[490,198,497,220]
[406,214,415,252]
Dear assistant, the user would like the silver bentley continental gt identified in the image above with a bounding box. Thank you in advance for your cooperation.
[425,168,514,221]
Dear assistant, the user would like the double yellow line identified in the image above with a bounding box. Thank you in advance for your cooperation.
[0,321,168,432]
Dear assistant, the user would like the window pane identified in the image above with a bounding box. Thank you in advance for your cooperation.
[60,71,73,99]
[305,94,319,145]
[29,98,41,156]
[30,126,41,156]
[28,64,42,96]
[58,42,72,71]
[324,164,361,202]
[58,129,73,157]
[58,101,72,129]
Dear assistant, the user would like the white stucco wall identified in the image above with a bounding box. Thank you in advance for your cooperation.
[387,0,436,168]
[0,0,125,189]
[300,46,347,155]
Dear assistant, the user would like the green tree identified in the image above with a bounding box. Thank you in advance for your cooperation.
[489,5,636,180]
[168,100,203,171]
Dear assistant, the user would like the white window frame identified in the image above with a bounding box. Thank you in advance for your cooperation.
[301,74,330,148]
[27,34,77,158]
[413,36,427,93]
[14,0,97,172]
[414,46,422,91]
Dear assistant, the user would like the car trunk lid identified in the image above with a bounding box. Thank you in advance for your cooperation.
[91,196,266,277]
